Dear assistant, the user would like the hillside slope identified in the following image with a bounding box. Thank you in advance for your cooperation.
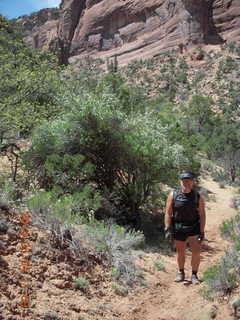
[0,175,239,319]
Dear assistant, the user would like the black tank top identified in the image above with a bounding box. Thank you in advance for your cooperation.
[173,189,199,224]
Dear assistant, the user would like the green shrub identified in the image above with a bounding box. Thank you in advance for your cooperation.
[26,187,101,224]
[226,41,237,54]
[203,265,220,283]
[111,267,121,279]
[154,260,165,271]
[212,168,228,184]
[0,180,17,206]
[112,282,129,296]
[139,210,165,243]
[218,56,237,74]
[74,276,90,291]
[220,218,235,240]
[85,220,144,286]
[220,214,240,242]
[203,213,240,299]
[0,16,62,138]
[203,249,240,299]
[43,311,60,320]
[23,89,192,225]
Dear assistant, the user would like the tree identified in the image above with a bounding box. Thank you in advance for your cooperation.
[184,95,215,133]
[0,15,63,137]
[210,119,240,183]
[23,89,194,225]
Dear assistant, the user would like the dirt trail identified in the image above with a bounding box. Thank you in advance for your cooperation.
[116,175,238,320]
[1,174,238,319]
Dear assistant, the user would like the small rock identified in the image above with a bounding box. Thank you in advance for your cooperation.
[209,304,218,319]
[47,289,62,296]
[38,234,47,244]
[9,291,17,300]
[43,311,60,320]
[50,279,65,288]
[230,297,240,319]
[0,220,8,234]
[0,256,9,268]
[87,308,98,316]
[69,303,81,313]
[231,297,240,309]
[114,285,128,297]
[0,240,6,251]
[0,203,10,211]
[31,232,38,241]
[32,245,42,256]
[7,246,16,254]
[96,303,113,312]
[7,228,19,241]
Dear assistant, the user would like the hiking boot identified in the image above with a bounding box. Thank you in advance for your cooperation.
[191,273,200,285]
[174,271,185,282]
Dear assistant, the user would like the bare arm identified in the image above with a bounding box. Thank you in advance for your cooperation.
[199,196,206,233]
[165,192,173,228]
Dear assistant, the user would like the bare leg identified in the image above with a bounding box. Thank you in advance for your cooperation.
[175,240,187,270]
[188,235,201,272]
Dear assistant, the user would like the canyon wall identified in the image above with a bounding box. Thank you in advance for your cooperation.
[18,0,240,64]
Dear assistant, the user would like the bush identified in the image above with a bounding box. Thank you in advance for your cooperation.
[27,188,104,265]
[140,210,165,243]
[204,213,240,300]
[230,194,240,210]
[154,260,165,271]
[212,168,229,184]
[84,220,144,286]
[203,248,240,300]
[0,178,21,206]
[218,56,237,75]
[74,276,90,291]
[220,219,235,240]
[26,187,101,224]
[43,311,61,320]
[220,213,240,242]
[23,89,192,225]
[226,41,237,54]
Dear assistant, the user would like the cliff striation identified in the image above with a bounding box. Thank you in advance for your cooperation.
[17,8,60,50]
[18,0,240,65]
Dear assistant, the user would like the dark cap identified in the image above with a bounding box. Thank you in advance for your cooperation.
[180,172,194,180]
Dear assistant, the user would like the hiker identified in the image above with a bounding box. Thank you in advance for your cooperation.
[164,172,206,284]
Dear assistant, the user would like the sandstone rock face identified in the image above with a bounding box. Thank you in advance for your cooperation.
[17,8,59,50]
[213,0,240,42]
[19,0,240,64]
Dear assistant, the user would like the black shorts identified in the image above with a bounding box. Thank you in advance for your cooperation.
[173,223,200,242]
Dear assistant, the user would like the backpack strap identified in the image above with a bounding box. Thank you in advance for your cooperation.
[172,189,180,219]
[193,189,200,210]
[173,189,180,204]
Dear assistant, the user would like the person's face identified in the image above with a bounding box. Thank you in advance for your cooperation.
[180,178,194,192]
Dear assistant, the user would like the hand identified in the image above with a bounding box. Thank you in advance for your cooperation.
[165,227,173,241]
[198,232,205,242]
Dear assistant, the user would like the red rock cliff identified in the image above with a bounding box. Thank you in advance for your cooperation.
[18,0,240,64]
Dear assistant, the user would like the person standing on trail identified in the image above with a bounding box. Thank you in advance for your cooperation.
[164,172,206,284]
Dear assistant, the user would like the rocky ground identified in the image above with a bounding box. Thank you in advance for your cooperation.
[0,174,239,320]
